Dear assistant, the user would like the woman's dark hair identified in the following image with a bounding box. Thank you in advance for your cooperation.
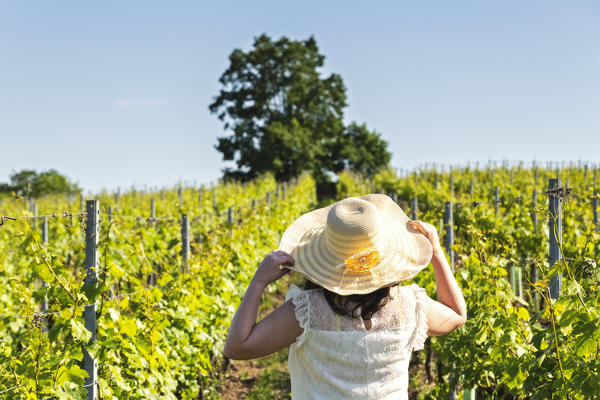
[303,279,395,320]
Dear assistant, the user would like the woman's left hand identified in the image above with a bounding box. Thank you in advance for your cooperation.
[251,250,295,287]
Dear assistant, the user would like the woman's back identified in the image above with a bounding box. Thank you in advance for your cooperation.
[286,283,430,399]
[223,198,466,398]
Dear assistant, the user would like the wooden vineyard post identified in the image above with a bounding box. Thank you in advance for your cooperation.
[494,186,500,218]
[411,197,418,221]
[83,200,99,400]
[532,189,538,229]
[31,202,37,231]
[181,214,190,274]
[593,190,598,226]
[227,207,233,225]
[41,217,49,314]
[470,178,474,199]
[444,201,456,400]
[149,199,156,286]
[107,206,113,223]
[548,179,562,300]
[266,192,271,207]
[444,201,454,269]
[178,187,183,210]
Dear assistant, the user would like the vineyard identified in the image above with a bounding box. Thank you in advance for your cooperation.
[338,162,600,399]
[0,173,316,399]
[1,162,599,399]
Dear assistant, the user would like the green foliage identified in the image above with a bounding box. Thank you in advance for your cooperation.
[209,34,390,188]
[2,164,598,399]
[337,166,600,399]
[0,169,81,197]
[0,173,317,399]
[338,122,391,178]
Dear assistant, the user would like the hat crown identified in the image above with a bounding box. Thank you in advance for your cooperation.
[325,198,381,258]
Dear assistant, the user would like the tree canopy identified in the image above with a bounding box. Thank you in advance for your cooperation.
[0,169,81,197]
[210,34,391,190]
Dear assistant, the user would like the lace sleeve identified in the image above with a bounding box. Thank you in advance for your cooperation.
[410,285,430,352]
[285,284,310,350]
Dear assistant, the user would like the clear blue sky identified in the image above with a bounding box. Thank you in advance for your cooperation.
[1,1,598,193]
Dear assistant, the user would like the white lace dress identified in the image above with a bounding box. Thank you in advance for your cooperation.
[284,283,431,400]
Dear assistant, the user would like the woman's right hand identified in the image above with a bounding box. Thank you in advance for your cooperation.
[251,250,295,287]
[408,220,443,257]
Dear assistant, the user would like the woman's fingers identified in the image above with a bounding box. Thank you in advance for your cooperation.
[408,220,425,234]
[410,220,435,234]
[278,256,294,267]
[270,250,295,267]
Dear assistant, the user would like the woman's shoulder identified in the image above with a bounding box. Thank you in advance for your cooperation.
[285,283,323,302]
[389,283,421,295]
[389,284,429,313]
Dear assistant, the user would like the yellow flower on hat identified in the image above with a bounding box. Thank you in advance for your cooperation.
[344,248,381,274]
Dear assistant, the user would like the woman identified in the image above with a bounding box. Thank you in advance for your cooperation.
[224,194,467,399]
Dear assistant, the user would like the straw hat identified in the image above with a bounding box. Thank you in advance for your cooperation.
[278,194,433,295]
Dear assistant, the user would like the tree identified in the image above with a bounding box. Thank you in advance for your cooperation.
[0,169,81,197]
[338,122,392,178]
[210,34,390,194]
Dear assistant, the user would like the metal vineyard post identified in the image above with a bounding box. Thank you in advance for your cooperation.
[444,201,454,268]
[548,179,562,300]
[593,190,598,226]
[84,200,99,400]
[494,186,499,218]
[181,214,190,274]
[412,197,418,221]
[41,217,48,314]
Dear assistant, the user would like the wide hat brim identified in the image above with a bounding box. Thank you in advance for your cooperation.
[278,194,433,295]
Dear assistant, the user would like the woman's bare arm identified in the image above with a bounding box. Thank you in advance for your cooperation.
[423,247,467,336]
[408,221,467,335]
[223,250,303,360]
